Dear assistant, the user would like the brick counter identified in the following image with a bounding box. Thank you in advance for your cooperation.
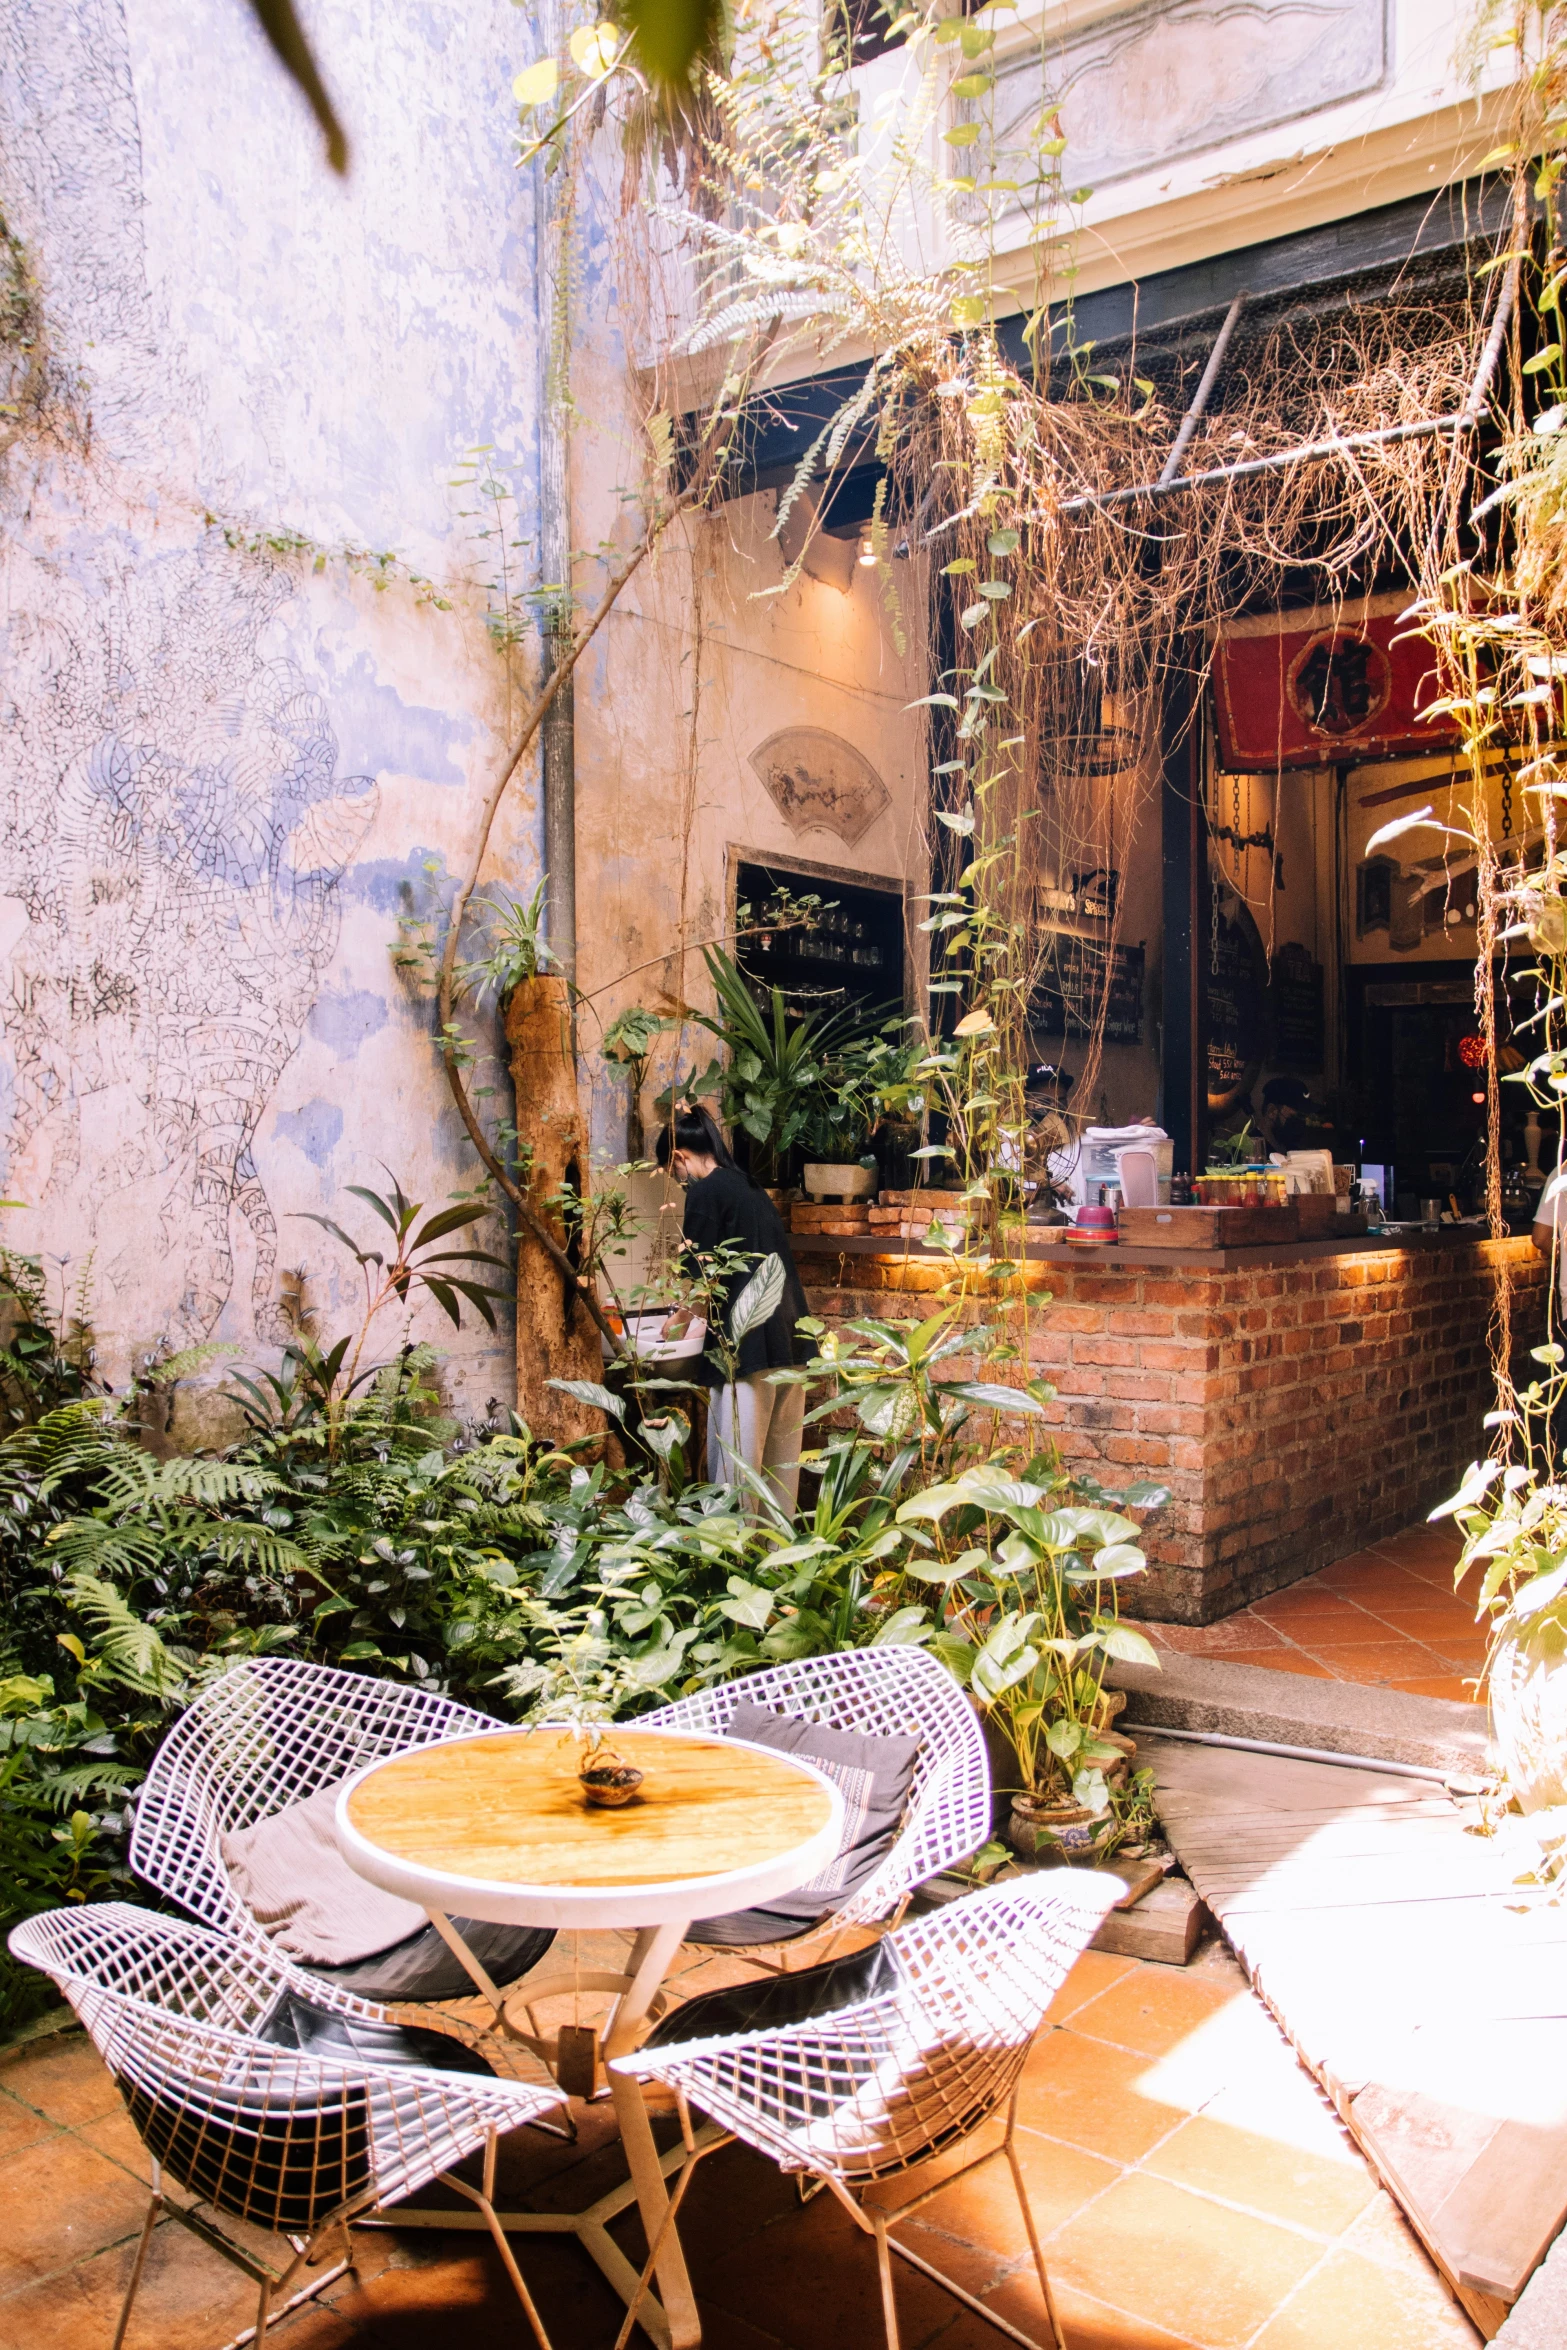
[798,1234,1546,1624]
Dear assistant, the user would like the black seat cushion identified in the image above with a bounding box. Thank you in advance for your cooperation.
[686,1701,921,1949]
[643,1936,904,2053]
[116,2066,371,2232]
[257,1987,496,2076]
[307,1918,555,2002]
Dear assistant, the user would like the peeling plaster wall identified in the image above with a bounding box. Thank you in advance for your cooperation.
[570,482,931,1191]
[0,0,539,1410]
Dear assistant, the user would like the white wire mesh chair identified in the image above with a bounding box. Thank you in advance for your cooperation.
[10,1902,567,2350]
[611,1874,1120,2350]
[638,1646,992,1961]
[128,1655,554,2000]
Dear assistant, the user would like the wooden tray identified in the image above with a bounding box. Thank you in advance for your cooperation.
[1117,1201,1300,1248]
[1295,1193,1368,1238]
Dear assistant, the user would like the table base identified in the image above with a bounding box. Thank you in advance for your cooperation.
[416,1911,703,2350]
[371,2119,727,2350]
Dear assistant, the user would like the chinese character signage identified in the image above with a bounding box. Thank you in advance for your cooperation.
[1212,592,1459,771]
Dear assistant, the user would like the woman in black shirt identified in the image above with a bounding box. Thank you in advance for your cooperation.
[655,1106,809,1510]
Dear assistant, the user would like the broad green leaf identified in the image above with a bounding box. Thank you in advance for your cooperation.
[943,1381,1047,1415]
[513,57,560,107]
[1090,1542,1146,1578]
[1094,1624,1160,1666]
[730,1252,787,1342]
[547,1379,626,1420]
[871,1605,932,1646]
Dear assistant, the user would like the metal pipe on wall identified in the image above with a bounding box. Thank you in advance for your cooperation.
[535,2,576,980]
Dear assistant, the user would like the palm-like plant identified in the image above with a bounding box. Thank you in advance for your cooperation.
[694,946,878,1182]
[293,1174,509,1450]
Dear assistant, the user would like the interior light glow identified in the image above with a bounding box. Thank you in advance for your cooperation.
[858,531,876,566]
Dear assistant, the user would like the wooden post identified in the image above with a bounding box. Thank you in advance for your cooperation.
[505,974,603,1440]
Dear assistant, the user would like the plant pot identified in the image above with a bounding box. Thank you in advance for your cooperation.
[1490,1618,1567,1813]
[578,1758,645,1809]
[803,1161,876,1203]
[1005,1793,1100,1859]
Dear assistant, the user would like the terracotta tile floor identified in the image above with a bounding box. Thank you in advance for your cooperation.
[1145,1521,1486,1703]
[0,1931,1482,2350]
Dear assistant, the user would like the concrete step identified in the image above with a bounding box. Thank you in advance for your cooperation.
[1108,1652,1491,1778]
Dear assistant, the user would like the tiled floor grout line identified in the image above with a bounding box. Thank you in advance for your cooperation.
[1236,2231,1349,2350]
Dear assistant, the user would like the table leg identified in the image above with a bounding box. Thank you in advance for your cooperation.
[425,1908,507,2015]
[604,1920,702,2350]
[405,1910,703,2350]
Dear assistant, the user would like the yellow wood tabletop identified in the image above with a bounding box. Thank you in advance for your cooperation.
[344,1728,838,1890]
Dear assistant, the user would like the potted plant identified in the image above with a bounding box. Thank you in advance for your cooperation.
[859,1026,927,1193]
[693,945,877,1190]
[896,1464,1164,1858]
[798,1067,879,1203]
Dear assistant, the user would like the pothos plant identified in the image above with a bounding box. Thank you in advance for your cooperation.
[896,1460,1165,1834]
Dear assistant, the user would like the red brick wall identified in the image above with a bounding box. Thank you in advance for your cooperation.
[802,1238,1546,1624]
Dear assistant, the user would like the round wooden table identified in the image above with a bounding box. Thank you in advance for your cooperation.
[335,1725,843,2350]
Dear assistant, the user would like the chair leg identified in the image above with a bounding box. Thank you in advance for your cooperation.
[870,2211,902,2350]
[478,2193,553,2350]
[1004,2128,1066,2350]
[112,2187,164,2350]
[253,2275,273,2348]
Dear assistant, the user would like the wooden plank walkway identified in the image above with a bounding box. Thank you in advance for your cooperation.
[1142,1730,1567,2340]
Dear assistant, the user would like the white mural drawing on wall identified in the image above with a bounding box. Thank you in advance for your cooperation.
[0,0,377,1343]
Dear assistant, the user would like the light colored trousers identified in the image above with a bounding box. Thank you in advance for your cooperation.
[706,1374,805,1512]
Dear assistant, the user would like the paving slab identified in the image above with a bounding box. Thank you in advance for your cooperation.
[1143,1728,1567,2340]
[1110,1651,1492,1775]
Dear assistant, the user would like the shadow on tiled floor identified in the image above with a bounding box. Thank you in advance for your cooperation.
[1145,1520,1484,1704]
[0,1929,1481,2350]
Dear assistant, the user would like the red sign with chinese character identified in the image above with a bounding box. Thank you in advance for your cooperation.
[1213,592,1458,771]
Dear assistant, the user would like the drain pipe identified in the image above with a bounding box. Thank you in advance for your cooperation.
[535,0,576,980]
[1135,1720,1478,1788]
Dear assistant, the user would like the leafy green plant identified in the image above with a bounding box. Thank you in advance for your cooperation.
[694,945,877,1183]
[786,1305,1052,1480]
[294,1174,510,1451]
[456,878,556,1002]
[896,1460,1165,1826]
[603,1005,677,1159]
[0,1234,100,1429]
[0,1667,141,2027]
[1205,1121,1257,1170]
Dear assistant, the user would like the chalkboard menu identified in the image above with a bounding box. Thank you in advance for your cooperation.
[1032,939,1145,1045]
[1271,941,1325,1070]
[1207,892,1268,1114]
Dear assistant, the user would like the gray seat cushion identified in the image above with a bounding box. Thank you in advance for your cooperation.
[219,1775,554,1999]
[308,1915,555,2003]
[687,1699,921,1949]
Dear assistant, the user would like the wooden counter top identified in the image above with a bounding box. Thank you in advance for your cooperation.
[789,1226,1521,1274]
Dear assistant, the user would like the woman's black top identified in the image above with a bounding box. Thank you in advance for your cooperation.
[680,1165,810,1388]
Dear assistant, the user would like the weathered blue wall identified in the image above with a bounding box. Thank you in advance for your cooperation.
[0,0,542,1407]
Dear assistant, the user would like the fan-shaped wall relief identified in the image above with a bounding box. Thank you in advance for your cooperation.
[748,728,891,847]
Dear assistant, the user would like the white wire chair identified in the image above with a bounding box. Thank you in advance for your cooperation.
[128,1655,553,1999]
[638,1646,992,1959]
[612,1874,1120,2350]
[10,1902,567,2350]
